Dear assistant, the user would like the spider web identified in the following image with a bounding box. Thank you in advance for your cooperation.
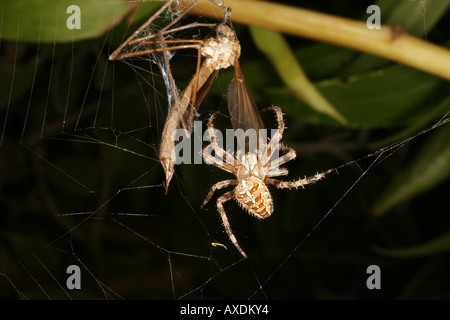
[1,0,450,301]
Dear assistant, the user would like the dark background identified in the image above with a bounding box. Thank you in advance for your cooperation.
[1,0,449,299]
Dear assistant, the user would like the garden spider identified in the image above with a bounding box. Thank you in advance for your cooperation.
[201,106,334,258]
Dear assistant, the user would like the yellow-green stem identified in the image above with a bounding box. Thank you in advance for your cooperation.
[188,0,450,81]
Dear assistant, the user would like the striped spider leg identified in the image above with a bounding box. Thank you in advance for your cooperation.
[201,106,334,258]
[109,0,240,193]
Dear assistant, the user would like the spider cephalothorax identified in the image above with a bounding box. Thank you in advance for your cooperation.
[201,106,333,258]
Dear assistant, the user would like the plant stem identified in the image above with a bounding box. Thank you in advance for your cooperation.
[188,0,450,81]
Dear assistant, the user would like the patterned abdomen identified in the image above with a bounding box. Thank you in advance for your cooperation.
[235,176,273,219]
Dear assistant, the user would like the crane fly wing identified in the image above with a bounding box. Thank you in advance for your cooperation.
[228,60,264,154]
[228,61,264,131]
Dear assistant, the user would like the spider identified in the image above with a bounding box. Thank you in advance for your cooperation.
[201,106,334,258]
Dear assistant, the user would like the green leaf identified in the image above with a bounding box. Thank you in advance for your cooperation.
[369,94,450,149]
[296,43,357,80]
[379,0,450,37]
[0,0,140,42]
[373,230,450,258]
[249,26,347,124]
[266,64,444,128]
[372,124,450,217]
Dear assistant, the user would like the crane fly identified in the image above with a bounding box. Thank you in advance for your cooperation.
[109,0,264,193]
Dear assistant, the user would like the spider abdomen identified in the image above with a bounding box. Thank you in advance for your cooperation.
[235,176,273,219]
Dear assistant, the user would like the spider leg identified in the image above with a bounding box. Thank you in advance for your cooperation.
[260,106,285,165]
[265,167,289,178]
[205,112,237,167]
[265,143,296,171]
[201,179,238,209]
[202,145,236,174]
[265,169,334,189]
[216,190,247,258]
